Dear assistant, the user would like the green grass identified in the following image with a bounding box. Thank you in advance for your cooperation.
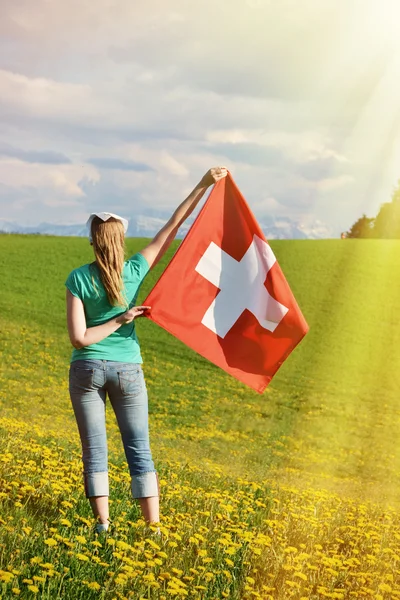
[2,235,400,492]
[1,234,400,599]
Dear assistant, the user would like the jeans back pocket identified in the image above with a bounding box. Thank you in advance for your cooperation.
[117,367,142,395]
[70,366,95,390]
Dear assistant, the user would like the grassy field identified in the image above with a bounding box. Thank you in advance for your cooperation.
[1,234,400,599]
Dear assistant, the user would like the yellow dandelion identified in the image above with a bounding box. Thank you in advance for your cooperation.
[75,535,87,544]
[166,588,188,597]
[60,519,71,527]
[44,538,57,547]
[146,538,161,550]
[169,578,187,589]
[285,581,297,588]
[379,584,392,593]
[27,585,39,593]
[76,553,90,562]
[217,538,230,546]
[0,571,14,583]
[150,581,161,589]
[284,546,298,554]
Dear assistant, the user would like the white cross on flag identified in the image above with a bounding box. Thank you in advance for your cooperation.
[144,173,309,393]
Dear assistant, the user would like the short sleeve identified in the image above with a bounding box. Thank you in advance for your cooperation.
[65,269,82,299]
[126,252,150,282]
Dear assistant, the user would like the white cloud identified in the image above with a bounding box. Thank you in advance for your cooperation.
[0,158,98,187]
[206,128,349,165]
[50,172,85,198]
[159,152,189,177]
[311,175,354,193]
[0,69,92,118]
[1,0,400,235]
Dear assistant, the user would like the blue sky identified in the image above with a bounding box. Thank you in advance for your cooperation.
[1,0,400,237]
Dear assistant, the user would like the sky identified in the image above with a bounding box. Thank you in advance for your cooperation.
[1,0,400,237]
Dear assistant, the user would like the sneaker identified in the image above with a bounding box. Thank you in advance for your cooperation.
[95,522,109,534]
[95,517,111,534]
[147,526,162,538]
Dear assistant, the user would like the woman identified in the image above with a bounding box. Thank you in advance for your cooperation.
[66,166,227,534]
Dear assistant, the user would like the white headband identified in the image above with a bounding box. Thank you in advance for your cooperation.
[86,212,129,242]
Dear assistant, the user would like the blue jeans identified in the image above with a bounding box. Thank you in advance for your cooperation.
[68,359,159,499]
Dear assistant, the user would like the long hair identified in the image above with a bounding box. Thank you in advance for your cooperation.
[90,216,128,308]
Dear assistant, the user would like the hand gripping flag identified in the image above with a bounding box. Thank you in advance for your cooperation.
[143,173,309,393]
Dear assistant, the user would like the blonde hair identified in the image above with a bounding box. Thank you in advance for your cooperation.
[90,216,128,308]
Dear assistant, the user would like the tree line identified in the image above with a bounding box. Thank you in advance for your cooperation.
[346,180,400,238]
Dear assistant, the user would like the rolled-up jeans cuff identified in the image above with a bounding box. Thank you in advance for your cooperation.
[131,471,159,498]
[84,471,109,497]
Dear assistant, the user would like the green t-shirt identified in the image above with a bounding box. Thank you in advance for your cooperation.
[65,252,150,364]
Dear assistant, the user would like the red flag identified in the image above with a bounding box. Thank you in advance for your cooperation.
[143,173,308,393]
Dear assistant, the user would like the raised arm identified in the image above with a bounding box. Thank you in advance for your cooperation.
[139,166,228,269]
[66,290,150,349]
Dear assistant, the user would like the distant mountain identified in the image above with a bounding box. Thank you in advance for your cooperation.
[0,221,88,237]
[0,214,331,240]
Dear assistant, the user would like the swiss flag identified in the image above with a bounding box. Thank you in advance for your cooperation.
[143,173,309,393]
